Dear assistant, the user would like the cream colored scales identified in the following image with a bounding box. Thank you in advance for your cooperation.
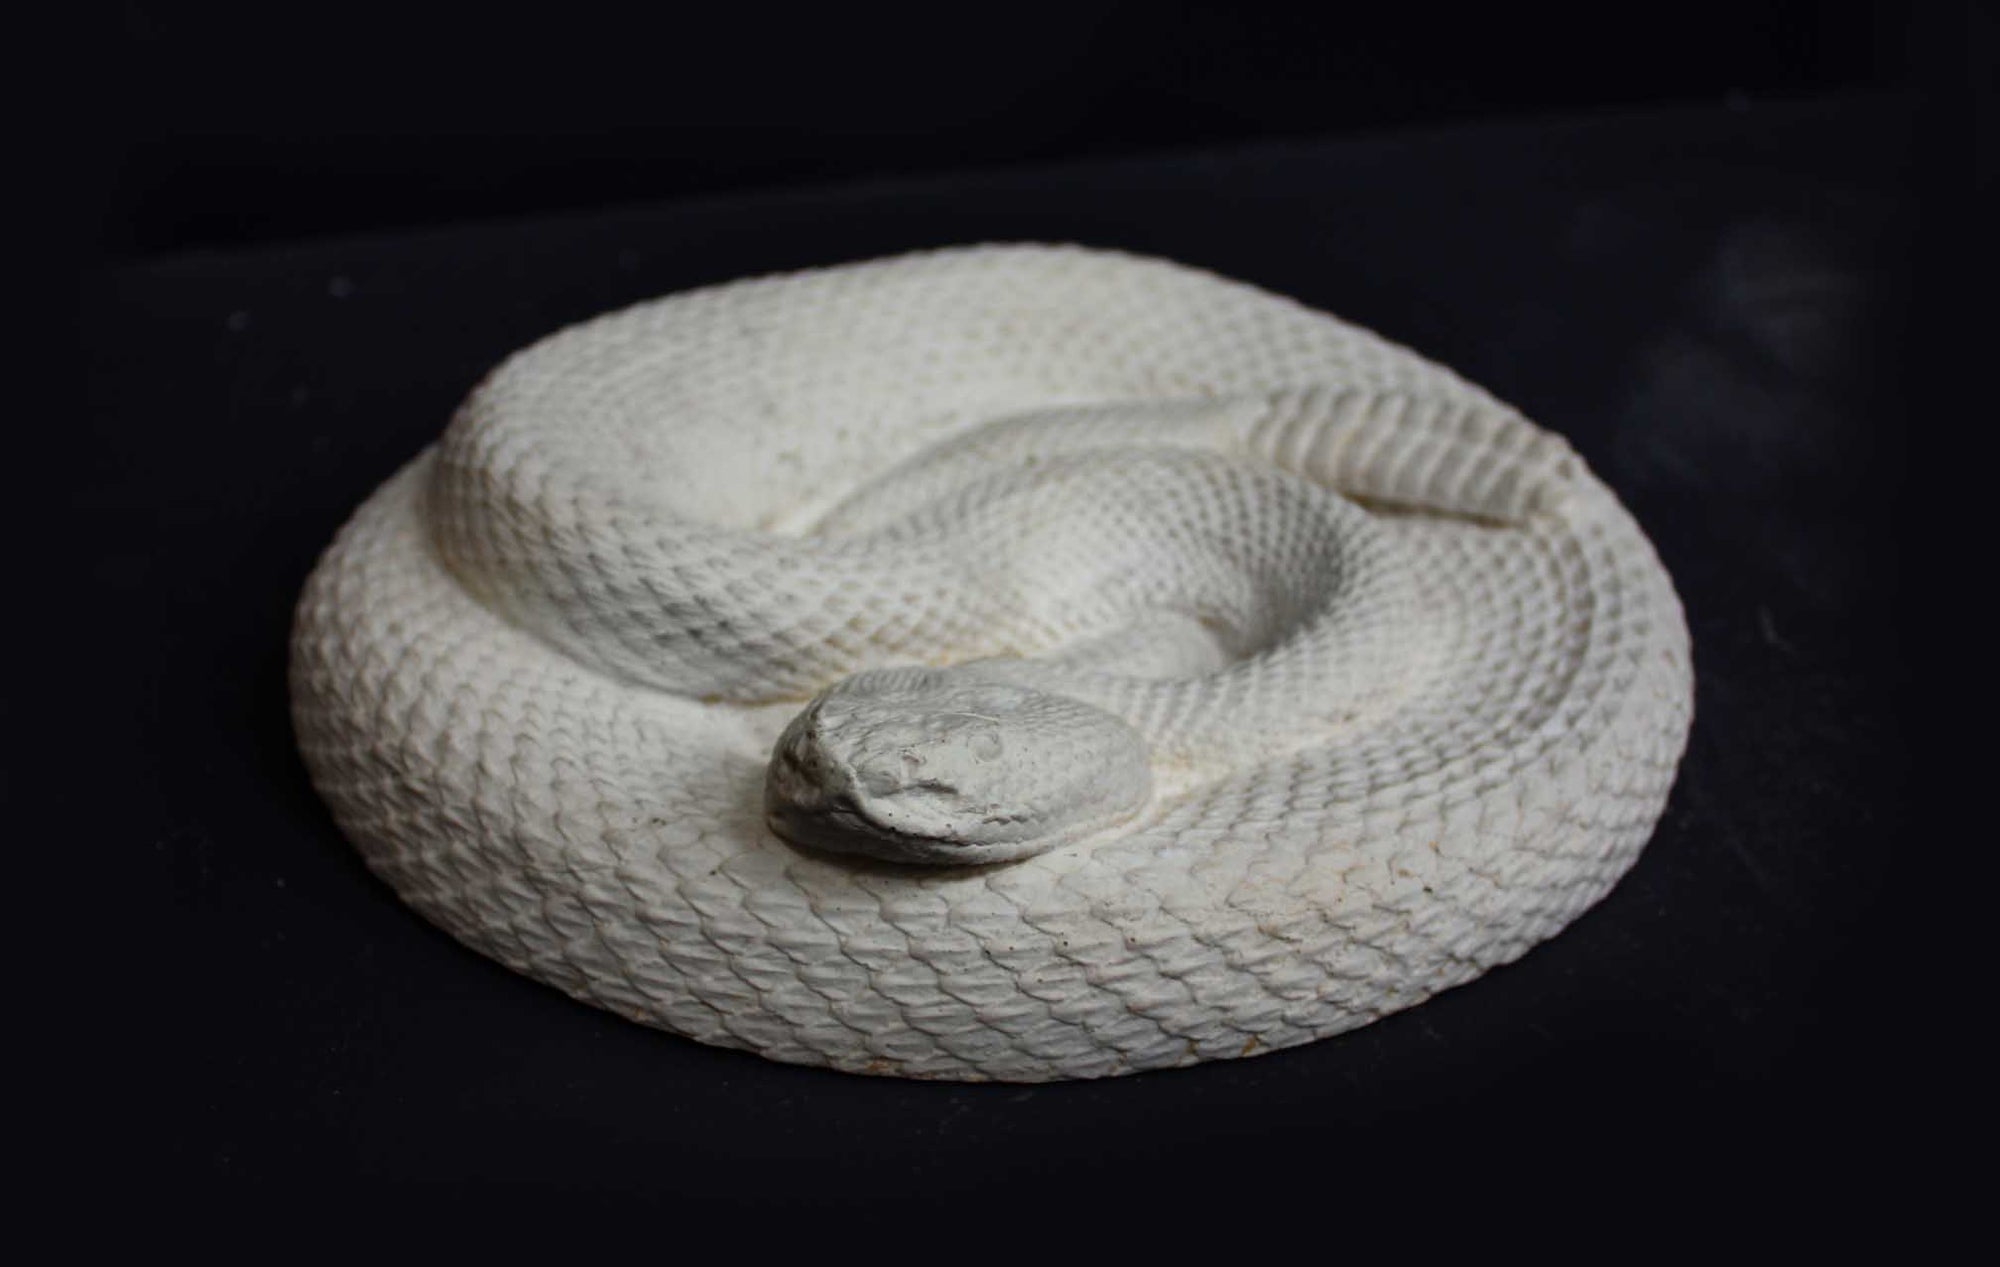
[291,245,1693,1080]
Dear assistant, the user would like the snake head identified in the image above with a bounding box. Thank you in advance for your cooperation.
[764,666,1152,866]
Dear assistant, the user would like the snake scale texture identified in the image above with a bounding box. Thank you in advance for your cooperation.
[290,244,1694,1081]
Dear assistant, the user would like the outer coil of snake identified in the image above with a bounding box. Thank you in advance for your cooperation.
[291,244,1693,1081]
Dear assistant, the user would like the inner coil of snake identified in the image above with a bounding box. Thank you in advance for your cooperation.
[293,244,1692,1080]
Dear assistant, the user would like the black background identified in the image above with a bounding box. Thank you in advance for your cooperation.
[81,1,1930,262]
[55,0,1978,1223]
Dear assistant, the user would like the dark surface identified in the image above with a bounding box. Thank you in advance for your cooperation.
[68,97,1919,1207]
[86,1,1915,257]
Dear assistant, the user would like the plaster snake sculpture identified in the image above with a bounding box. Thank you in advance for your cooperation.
[291,244,1693,1080]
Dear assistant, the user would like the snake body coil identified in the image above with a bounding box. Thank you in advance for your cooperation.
[291,245,1693,1080]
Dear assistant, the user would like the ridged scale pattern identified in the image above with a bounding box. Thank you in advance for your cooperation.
[290,244,1693,1080]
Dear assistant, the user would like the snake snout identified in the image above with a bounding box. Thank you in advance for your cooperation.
[763,666,1151,866]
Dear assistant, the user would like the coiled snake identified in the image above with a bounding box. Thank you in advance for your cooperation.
[291,244,1693,1080]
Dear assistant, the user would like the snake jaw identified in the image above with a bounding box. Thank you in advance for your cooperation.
[763,666,1152,866]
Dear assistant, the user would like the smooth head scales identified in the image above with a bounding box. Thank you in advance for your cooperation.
[764,666,1153,865]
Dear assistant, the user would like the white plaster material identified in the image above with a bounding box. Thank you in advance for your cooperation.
[290,244,1694,1081]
